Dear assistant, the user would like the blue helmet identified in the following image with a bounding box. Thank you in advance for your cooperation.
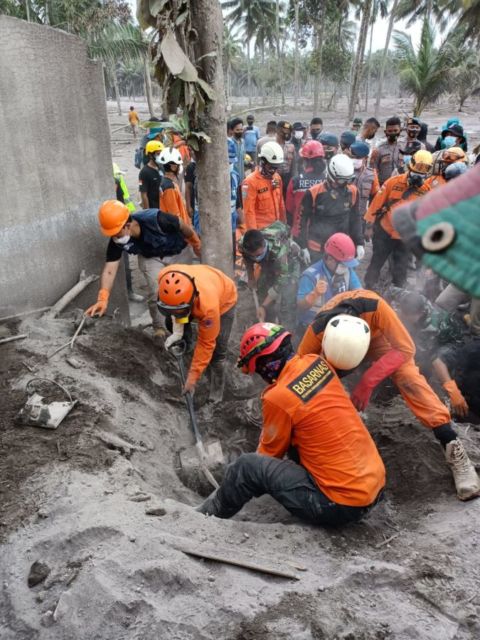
[445,162,468,181]
[350,141,370,159]
[340,130,356,148]
[319,132,339,147]
[228,138,238,164]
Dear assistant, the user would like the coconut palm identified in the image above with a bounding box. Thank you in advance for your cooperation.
[394,20,458,115]
[223,26,243,104]
[395,0,449,27]
[374,0,400,117]
[364,0,389,109]
[222,0,277,106]
[452,50,480,110]
[347,0,373,121]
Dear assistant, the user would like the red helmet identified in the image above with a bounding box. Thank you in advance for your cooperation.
[238,323,291,374]
[299,140,325,159]
[324,233,356,264]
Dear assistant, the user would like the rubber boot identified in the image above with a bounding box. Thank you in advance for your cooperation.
[208,362,226,404]
[445,439,480,501]
[196,490,223,516]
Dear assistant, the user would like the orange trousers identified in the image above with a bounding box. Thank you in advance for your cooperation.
[367,336,451,428]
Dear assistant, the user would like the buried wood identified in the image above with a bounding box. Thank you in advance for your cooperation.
[176,545,300,581]
[0,334,27,345]
[0,307,51,323]
[47,271,98,318]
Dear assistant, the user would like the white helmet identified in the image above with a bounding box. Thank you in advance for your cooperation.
[258,141,284,165]
[322,314,371,370]
[327,154,355,182]
[158,147,183,166]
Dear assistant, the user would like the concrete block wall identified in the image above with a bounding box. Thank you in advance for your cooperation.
[0,16,128,320]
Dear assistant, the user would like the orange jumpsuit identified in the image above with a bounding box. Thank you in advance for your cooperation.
[241,168,286,230]
[297,289,451,428]
[364,173,431,239]
[158,264,237,385]
[258,354,386,507]
[159,178,190,225]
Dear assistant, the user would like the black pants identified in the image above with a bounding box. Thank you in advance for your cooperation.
[365,224,409,290]
[208,453,381,526]
[166,305,235,366]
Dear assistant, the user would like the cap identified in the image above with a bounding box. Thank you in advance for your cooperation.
[293,121,306,131]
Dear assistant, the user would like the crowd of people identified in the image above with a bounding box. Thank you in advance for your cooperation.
[87,108,480,527]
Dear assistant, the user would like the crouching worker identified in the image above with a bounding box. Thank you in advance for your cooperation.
[197,322,386,525]
[157,265,237,403]
[297,289,480,501]
[86,200,201,336]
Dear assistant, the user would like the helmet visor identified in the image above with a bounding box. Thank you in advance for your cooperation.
[156,301,192,319]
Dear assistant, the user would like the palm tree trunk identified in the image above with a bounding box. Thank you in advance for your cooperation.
[262,43,267,105]
[109,63,122,116]
[348,0,372,122]
[294,0,300,108]
[247,39,252,108]
[364,20,374,111]
[190,0,233,275]
[374,0,399,119]
[276,0,285,105]
[143,55,155,118]
[25,0,30,21]
[313,8,325,115]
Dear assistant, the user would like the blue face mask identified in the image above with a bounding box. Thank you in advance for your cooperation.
[443,136,456,149]
[251,245,268,263]
[403,155,411,167]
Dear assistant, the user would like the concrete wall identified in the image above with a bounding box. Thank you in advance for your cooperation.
[0,16,128,320]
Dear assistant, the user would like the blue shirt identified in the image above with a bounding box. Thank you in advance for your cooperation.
[297,260,361,326]
[243,126,260,153]
[229,137,245,182]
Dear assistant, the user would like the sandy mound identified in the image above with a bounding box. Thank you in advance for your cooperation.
[1,299,480,640]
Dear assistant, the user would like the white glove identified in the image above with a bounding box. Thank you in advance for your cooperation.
[165,321,185,349]
[301,248,311,265]
[356,245,365,260]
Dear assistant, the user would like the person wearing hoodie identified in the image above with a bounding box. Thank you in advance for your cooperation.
[434,118,467,152]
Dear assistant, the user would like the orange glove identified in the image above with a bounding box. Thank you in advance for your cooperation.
[188,231,202,257]
[443,379,469,417]
[85,288,109,317]
[305,280,327,307]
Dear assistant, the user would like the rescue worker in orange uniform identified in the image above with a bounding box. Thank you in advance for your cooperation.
[157,265,237,402]
[242,141,286,230]
[157,147,190,225]
[364,150,433,290]
[197,322,385,524]
[297,289,480,501]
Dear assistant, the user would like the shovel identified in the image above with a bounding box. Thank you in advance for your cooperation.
[169,341,223,491]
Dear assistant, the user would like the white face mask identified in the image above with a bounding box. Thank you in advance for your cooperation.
[113,234,131,246]
[155,155,163,165]
[353,159,363,170]
[335,263,349,275]
[294,130,304,140]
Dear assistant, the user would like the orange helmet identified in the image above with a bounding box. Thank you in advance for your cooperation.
[98,200,130,236]
[157,270,197,319]
[441,146,467,165]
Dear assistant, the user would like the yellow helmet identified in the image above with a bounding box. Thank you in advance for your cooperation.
[409,150,433,174]
[145,140,164,155]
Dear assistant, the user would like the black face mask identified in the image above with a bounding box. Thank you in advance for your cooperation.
[325,150,336,160]
[311,130,321,140]
[408,171,425,187]
[234,131,243,140]
[387,133,400,142]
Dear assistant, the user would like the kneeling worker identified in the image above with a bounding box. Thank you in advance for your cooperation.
[297,289,480,501]
[198,322,385,525]
[86,200,201,335]
[157,265,237,402]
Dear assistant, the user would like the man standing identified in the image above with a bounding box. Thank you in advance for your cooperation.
[139,141,164,209]
[256,120,277,155]
[243,114,260,163]
[369,116,403,185]
[291,121,307,156]
[351,141,380,222]
[198,322,385,525]
[275,120,296,198]
[242,141,286,230]
[157,265,237,401]
[86,200,201,336]
[351,117,362,134]
[299,155,363,264]
[405,117,425,150]
[318,132,339,161]
[285,140,326,238]
[359,117,380,148]
[157,147,190,225]
[308,117,323,140]
[128,106,139,139]
[297,289,480,501]
[364,150,433,290]
[230,117,246,183]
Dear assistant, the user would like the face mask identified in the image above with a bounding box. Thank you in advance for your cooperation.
[403,155,411,167]
[335,263,349,275]
[234,131,243,139]
[260,160,276,178]
[250,244,268,263]
[386,133,399,142]
[443,136,456,148]
[325,150,335,160]
[113,234,131,245]
[353,158,363,170]
[407,128,419,138]
[155,155,162,165]
[294,130,304,140]
[408,171,425,187]
[311,130,320,140]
